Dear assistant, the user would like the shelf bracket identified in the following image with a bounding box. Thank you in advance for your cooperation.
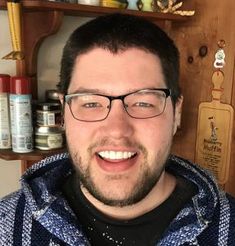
[17,10,64,98]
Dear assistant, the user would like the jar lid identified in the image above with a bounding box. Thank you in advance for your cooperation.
[0,74,10,93]
[10,76,31,94]
[45,89,61,101]
[35,126,64,134]
[36,102,61,111]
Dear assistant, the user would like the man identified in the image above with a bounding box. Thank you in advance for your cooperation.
[1,13,235,246]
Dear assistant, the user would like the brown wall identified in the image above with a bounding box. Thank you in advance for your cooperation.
[170,0,235,195]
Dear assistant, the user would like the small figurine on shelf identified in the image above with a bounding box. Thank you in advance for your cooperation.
[78,0,100,6]
[156,0,195,16]
[141,0,154,11]
[127,0,139,10]
[101,0,127,8]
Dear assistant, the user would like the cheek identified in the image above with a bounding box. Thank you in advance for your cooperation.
[64,110,92,148]
[138,117,174,148]
[142,131,168,159]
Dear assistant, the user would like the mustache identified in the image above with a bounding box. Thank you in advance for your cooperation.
[87,137,147,155]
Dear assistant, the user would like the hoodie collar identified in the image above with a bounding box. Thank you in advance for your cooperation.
[21,153,220,221]
[20,153,221,245]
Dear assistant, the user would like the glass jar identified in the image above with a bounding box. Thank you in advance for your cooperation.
[35,126,64,150]
[36,102,62,127]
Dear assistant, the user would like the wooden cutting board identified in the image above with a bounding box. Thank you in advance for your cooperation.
[195,70,234,184]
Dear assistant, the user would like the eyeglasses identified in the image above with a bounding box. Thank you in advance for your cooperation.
[64,88,171,122]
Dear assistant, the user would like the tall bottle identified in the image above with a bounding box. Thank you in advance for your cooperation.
[0,74,11,149]
[10,76,33,153]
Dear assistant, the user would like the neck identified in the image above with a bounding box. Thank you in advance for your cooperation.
[81,171,176,220]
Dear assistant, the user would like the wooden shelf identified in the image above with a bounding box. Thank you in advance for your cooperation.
[0,0,190,21]
[0,148,66,161]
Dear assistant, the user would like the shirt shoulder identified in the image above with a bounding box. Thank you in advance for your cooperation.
[0,189,22,213]
[226,194,235,223]
[0,190,23,245]
[223,194,235,244]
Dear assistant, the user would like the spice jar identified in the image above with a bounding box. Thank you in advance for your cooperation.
[36,102,62,127]
[35,126,64,150]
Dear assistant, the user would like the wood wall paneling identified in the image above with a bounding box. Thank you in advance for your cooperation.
[171,0,235,196]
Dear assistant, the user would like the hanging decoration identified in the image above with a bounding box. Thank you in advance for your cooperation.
[195,40,234,185]
[156,0,195,16]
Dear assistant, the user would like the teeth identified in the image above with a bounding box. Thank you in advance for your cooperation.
[98,151,136,160]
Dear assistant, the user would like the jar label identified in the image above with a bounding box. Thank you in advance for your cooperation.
[0,132,11,149]
[35,133,63,150]
[12,134,33,153]
[48,134,63,148]
[36,110,61,126]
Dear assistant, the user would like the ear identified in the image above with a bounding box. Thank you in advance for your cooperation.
[173,95,183,135]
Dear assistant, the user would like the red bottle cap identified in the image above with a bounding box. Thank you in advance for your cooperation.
[10,76,31,94]
[0,74,10,93]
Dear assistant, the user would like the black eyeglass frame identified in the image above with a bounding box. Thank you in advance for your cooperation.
[64,88,171,122]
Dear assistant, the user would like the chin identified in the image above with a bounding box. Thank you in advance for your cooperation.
[82,171,161,207]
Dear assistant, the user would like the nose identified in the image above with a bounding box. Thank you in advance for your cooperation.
[101,100,134,139]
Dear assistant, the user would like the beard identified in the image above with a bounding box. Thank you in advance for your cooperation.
[67,137,171,207]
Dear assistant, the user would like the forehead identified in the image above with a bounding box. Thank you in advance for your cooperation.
[68,47,165,94]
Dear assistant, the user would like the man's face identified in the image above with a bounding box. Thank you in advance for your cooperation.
[64,47,182,207]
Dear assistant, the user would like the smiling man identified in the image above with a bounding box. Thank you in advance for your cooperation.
[64,47,179,214]
[1,14,235,246]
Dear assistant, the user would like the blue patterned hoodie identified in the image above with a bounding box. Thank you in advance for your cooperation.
[0,153,235,246]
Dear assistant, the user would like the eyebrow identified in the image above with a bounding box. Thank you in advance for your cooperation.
[67,86,168,97]
[68,87,105,94]
[68,87,142,96]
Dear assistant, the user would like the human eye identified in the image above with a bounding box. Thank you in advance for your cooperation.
[82,102,103,108]
[75,94,106,110]
[129,92,157,109]
[133,101,154,108]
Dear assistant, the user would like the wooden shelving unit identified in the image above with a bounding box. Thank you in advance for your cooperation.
[0,0,189,21]
[0,148,66,161]
[0,0,192,163]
